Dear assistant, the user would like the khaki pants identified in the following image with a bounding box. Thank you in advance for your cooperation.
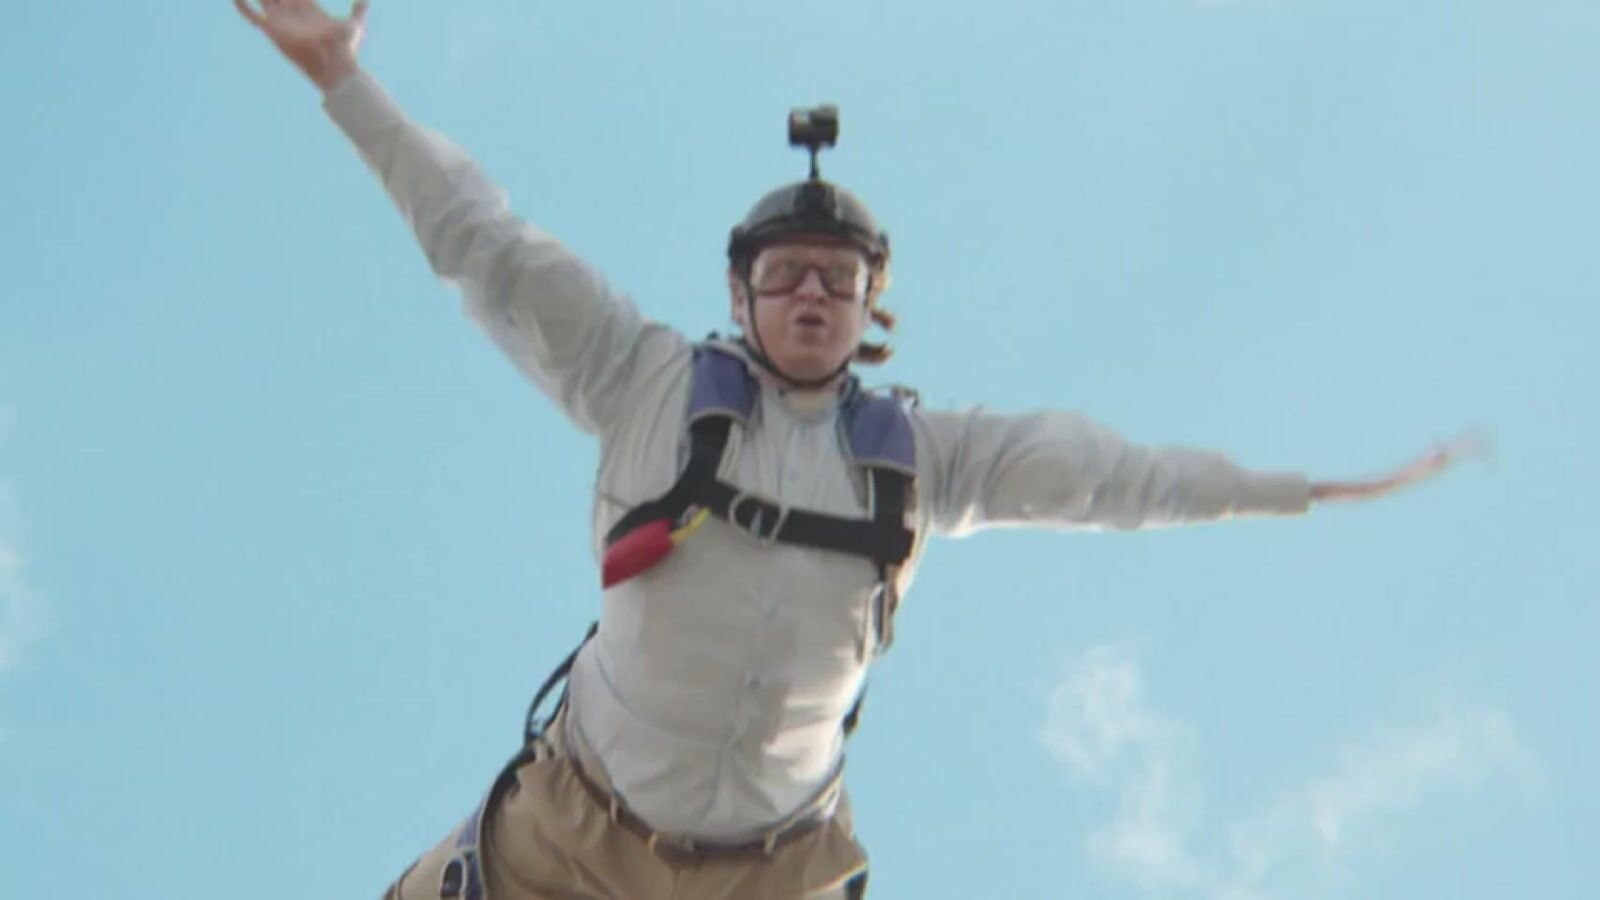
[383,740,868,900]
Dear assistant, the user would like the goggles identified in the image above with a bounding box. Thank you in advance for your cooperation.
[750,250,871,300]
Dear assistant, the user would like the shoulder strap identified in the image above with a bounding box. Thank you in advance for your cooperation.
[841,384,917,476]
[604,343,917,569]
[602,416,732,548]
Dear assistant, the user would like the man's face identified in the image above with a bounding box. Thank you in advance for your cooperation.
[728,239,874,384]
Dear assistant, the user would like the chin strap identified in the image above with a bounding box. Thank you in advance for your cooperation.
[739,275,854,390]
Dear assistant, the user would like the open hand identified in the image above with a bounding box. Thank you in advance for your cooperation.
[235,0,370,92]
[1310,429,1491,504]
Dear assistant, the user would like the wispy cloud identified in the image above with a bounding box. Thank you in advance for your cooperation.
[1218,708,1525,900]
[1043,643,1207,890]
[434,4,509,92]
[1042,643,1527,899]
[0,542,45,673]
[0,413,46,673]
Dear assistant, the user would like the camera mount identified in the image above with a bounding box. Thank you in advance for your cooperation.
[788,105,840,181]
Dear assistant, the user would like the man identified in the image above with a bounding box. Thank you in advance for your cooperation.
[234,2,1461,897]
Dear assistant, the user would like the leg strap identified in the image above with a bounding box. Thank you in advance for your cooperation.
[437,744,540,900]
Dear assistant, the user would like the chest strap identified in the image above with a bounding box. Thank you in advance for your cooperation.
[600,343,917,589]
[604,416,914,567]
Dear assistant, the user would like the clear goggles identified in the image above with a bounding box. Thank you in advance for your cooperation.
[750,249,871,299]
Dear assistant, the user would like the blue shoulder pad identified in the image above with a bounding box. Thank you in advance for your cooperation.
[688,341,916,475]
[688,344,758,424]
[843,389,917,475]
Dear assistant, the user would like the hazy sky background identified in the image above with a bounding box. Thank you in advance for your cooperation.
[3,1,1596,897]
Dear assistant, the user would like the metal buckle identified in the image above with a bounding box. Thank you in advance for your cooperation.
[439,858,465,898]
[728,492,788,544]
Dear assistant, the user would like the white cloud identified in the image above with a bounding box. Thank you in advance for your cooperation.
[0,414,47,672]
[1218,708,1525,899]
[0,542,45,672]
[1042,644,1527,899]
[1043,643,1206,889]
[435,5,509,92]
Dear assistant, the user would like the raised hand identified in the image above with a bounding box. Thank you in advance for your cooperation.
[234,0,370,92]
[1310,429,1491,504]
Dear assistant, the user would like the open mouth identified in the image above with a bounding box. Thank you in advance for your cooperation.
[795,313,826,328]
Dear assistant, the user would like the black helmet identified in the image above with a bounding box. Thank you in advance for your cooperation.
[728,104,890,271]
[727,179,891,270]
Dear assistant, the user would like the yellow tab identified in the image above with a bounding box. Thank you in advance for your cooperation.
[670,508,712,543]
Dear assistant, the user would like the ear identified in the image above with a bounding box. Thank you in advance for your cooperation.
[727,270,749,330]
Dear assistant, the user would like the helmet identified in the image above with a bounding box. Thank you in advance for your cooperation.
[726,106,897,387]
[727,179,891,270]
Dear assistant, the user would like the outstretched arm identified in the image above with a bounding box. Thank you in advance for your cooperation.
[915,407,1313,536]
[234,1,685,435]
[916,406,1477,536]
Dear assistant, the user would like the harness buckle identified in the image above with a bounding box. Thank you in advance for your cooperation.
[728,492,789,544]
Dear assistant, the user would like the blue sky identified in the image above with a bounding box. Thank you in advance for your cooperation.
[3,1,1596,897]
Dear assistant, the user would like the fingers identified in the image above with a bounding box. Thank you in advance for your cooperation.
[1397,455,1446,486]
[233,0,266,28]
[233,0,291,28]
[1437,427,1496,467]
[352,0,370,24]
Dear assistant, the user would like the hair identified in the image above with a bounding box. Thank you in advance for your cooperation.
[855,274,896,365]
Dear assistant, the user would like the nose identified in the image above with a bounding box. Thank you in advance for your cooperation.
[791,266,829,301]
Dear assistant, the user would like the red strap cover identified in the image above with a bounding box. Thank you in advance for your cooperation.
[601,519,674,588]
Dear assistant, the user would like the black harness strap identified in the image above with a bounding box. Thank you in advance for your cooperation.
[603,418,731,546]
[604,415,915,569]
[523,621,598,745]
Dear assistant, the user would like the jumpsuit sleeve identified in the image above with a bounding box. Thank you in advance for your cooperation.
[912,405,1311,537]
[321,71,687,435]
